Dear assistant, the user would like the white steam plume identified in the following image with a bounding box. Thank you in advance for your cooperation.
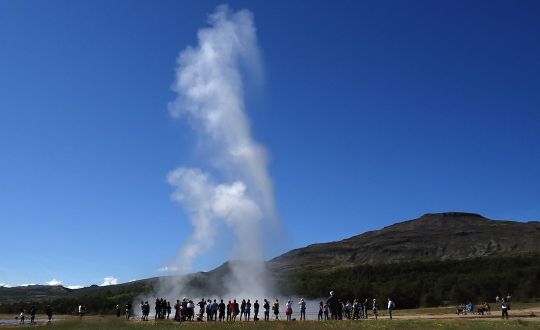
[163,5,278,298]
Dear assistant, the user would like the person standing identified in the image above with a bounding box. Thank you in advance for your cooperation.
[226,301,232,321]
[197,298,206,320]
[326,291,339,320]
[387,298,395,320]
[218,299,226,321]
[46,305,53,322]
[285,300,293,321]
[174,300,180,321]
[272,299,280,320]
[253,300,260,321]
[240,299,246,321]
[318,301,324,321]
[363,299,369,319]
[246,299,252,321]
[125,302,132,320]
[30,306,36,324]
[372,299,379,320]
[206,299,212,321]
[263,299,270,321]
[501,298,509,319]
[298,298,306,320]
[232,299,239,321]
[19,308,25,324]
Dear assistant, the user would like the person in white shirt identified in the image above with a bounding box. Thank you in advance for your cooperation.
[387,298,395,320]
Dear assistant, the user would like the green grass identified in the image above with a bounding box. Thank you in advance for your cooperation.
[2,319,540,330]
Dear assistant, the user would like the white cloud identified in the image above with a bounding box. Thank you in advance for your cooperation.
[100,276,119,286]
[67,285,83,290]
[46,279,63,286]
[158,266,178,272]
[0,283,10,288]
[18,283,36,287]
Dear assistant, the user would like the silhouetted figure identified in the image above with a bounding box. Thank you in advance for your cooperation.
[219,299,226,321]
[372,299,379,320]
[146,301,151,320]
[323,302,329,320]
[125,302,132,320]
[155,299,160,320]
[240,299,246,320]
[233,300,239,321]
[116,304,121,318]
[326,291,339,320]
[246,299,252,321]
[197,298,206,319]
[174,300,180,321]
[263,299,270,321]
[226,301,232,321]
[344,300,352,319]
[253,300,260,321]
[353,299,360,319]
[46,305,53,322]
[272,299,280,320]
[318,301,324,320]
[30,306,36,324]
[363,299,369,319]
[167,301,171,320]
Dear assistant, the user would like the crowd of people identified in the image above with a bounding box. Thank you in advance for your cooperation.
[11,291,515,323]
[121,291,398,322]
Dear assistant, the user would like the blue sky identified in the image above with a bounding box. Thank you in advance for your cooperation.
[0,0,539,288]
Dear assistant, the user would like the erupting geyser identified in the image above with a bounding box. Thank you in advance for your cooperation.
[156,5,279,300]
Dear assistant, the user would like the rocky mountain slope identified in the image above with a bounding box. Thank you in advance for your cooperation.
[268,212,540,273]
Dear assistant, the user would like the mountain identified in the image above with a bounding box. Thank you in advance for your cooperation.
[1,212,539,311]
[268,212,540,273]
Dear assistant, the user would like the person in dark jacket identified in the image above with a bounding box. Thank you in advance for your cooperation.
[326,291,340,320]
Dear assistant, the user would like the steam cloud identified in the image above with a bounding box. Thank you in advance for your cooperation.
[163,5,277,298]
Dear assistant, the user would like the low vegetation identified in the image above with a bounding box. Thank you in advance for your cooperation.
[279,255,540,308]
